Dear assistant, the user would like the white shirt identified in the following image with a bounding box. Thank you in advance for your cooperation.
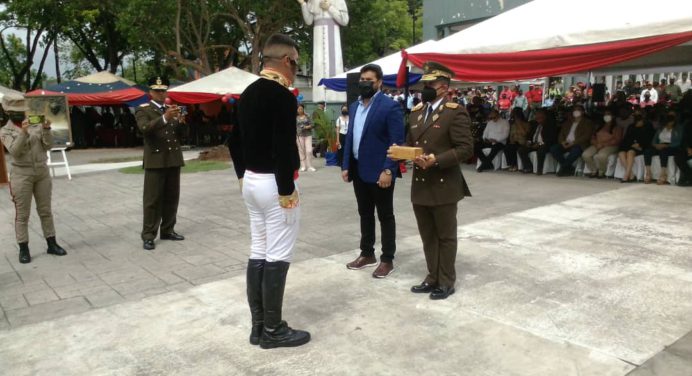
[532,124,544,144]
[659,127,673,144]
[425,98,444,123]
[640,88,658,103]
[336,116,349,135]
[482,118,510,144]
[678,79,691,94]
[566,121,580,143]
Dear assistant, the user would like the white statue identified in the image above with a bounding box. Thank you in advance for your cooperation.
[297,0,349,102]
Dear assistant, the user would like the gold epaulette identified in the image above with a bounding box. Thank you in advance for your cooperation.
[445,102,460,109]
[411,103,424,112]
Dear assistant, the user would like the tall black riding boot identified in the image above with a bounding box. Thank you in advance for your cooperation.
[46,236,67,256]
[259,261,310,349]
[247,259,265,345]
[18,242,31,264]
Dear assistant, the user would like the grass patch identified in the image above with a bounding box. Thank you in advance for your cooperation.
[91,156,143,163]
[119,159,230,174]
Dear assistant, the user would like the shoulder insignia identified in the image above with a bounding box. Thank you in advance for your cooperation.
[445,102,460,109]
[411,103,424,112]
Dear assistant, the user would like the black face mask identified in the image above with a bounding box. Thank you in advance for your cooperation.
[341,110,348,115]
[358,81,376,99]
[9,114,26,124]
[421,86,438,103]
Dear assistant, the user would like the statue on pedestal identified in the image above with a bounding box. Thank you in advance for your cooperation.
[297,0,349,103]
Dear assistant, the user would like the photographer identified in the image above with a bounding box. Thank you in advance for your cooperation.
[135,76,186,251]
[0,94,67,264]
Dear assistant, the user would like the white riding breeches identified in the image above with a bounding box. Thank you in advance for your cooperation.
[242,171,300,262]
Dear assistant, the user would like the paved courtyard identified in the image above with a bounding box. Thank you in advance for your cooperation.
[0,150,691,375]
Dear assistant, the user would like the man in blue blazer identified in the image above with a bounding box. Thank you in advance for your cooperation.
[342,64,405,278]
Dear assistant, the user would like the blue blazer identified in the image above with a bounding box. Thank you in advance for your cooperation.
[342,92,405,183]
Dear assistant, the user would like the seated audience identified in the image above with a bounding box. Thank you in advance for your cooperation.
[475,108,509,172]
[643,110,683,184]
[504,107,531,172]
[518,108,557,174]
[582,109,623,178]
[618,109,655,183]
[550,104,594,177]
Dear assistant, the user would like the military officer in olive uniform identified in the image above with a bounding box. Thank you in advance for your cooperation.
[136,77,185,250]
[389,62,472,300]
[0,94,67,263]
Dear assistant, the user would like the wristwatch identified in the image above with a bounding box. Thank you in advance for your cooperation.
[383,169,392,175]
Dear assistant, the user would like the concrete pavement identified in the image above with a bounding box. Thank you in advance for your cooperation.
[1,156,691,375]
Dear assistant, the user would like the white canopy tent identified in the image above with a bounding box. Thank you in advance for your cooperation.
[168,67,260,104]
[0,85,24,104]
[74,71,137,86]
[399,0,692,83]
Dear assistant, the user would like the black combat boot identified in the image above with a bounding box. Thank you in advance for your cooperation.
[18,242,31,264]
[259,261,310,349]
[247,259,265,345]
[46,236,67,256]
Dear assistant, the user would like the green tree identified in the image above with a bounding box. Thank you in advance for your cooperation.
[59,1,131,73]
[341,0,422,69]
[0,0,61,89]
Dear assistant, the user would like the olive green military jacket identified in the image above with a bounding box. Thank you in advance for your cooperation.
[135,102,184,169]
[0,121,52,171]
[406,99,473,206]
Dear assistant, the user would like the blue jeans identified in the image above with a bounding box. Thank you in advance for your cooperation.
[550,144,583,167]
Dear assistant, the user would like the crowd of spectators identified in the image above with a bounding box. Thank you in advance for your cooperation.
[459,76,692,187]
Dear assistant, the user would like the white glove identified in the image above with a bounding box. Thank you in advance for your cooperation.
[283,207,298,225]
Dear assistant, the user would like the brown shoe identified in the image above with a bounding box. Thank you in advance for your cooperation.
[346,255,377,270]
[372,262,394,278]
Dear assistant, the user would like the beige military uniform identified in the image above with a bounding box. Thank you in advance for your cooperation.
[406,98,473,288]
[0,121,56,243]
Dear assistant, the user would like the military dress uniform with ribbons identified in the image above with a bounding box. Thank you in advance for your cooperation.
[136,98,184,241]
[406,62,473,291]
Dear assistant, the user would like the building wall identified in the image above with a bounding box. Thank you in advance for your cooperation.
[423,0,531,40]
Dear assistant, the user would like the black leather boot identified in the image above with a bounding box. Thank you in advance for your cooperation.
[46,236,67,256]
[18,242,31,264]
[259,261,310,349]
[247,259,265,345]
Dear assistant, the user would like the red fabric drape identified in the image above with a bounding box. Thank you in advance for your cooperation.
[399,31,692,84]
[167,92,240,104]
[25,88,146,106]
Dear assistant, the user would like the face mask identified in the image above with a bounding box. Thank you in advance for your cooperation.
[421,86,438,103]
[358,81,376,99]
[572,111,582,118]
[9,114,26,124]
[603,115,612,123]
[341,110,348,115]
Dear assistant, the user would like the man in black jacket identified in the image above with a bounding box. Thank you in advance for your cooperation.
[237,34,310,349]
[517,108,558,174]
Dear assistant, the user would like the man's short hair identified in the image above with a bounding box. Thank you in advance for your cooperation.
[360,64,383,80]
[263,34,299,59]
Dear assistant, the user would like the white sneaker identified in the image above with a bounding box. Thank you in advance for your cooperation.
[308,167,316,172]
[300,167,307,172]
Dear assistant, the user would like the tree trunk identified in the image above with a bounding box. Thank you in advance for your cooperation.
[25,28,31,90]
[54,34,61,83]
[31,35,55,90]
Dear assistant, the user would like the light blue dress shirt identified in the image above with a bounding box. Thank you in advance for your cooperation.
[352,91,380,160]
